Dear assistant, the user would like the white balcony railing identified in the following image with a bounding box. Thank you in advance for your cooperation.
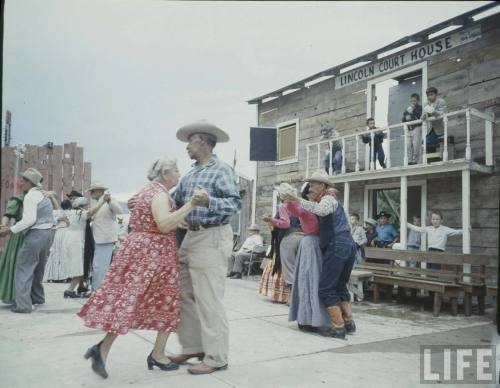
[305,107,495,178]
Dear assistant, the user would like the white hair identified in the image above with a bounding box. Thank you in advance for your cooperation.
[147,158,177,181]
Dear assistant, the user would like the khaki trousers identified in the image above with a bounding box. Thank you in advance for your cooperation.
[177,224,233,367]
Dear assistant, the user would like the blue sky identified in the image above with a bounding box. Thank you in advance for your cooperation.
[2,1,490,197]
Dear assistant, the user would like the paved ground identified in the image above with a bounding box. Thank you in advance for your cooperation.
[0,278,497,388]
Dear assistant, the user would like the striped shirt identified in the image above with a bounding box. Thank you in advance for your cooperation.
[173,155,241,226]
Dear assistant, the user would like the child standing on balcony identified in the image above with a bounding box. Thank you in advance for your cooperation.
[362,118,387,169]
[422,86,447,146]
[407,210,463,269]
[402,93,423,165]
[321,126,342,175]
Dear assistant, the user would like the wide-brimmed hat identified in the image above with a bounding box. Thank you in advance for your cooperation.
[364,218,377,227]
[67,190,83,198]
[275,182,297,196]
[20,168,43,187]
[248,223,260,232]
[377,211,391,219]
[305,170,333,187]
[86,181,108,192]
[176,120,230,143]
[73,197,89,208]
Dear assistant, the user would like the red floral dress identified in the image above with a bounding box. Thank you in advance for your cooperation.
[77,182,181,334]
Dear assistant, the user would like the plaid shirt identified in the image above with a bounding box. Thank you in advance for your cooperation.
[173,155,241,226]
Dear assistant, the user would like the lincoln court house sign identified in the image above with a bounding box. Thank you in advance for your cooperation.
[335,25,482,89]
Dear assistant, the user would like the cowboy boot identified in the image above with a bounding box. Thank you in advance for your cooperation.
[340,301,356,334]
[326,305,346,339]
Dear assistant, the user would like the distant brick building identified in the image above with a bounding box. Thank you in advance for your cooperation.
[1,142,92,216]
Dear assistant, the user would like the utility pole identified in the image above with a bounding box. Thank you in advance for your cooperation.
[3,110,11,147]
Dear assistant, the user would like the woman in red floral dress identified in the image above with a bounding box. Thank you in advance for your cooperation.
[78,159,202,379]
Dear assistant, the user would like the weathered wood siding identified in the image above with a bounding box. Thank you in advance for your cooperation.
[254,14,500,278]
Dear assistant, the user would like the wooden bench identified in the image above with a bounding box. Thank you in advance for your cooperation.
[358,248,491,317]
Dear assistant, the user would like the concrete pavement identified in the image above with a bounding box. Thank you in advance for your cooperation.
[0,278,496,388]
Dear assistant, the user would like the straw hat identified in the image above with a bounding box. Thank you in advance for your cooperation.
[20,168,43,187]
[305,170,333,187]
[86,181,108,192]
[176,120,230,143]
[248,223,260,232]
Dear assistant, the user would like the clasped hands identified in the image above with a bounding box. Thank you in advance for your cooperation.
[0,226,11,238]
[190,186,209,208]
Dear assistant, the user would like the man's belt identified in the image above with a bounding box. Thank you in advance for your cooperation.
[188,223,224,232]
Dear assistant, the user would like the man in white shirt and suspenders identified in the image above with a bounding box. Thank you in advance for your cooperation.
[0,168,55,313]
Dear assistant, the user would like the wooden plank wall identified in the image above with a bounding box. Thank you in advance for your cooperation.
[255,14,500,273]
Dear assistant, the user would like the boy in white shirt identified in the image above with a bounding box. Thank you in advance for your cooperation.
[407,210,463,269]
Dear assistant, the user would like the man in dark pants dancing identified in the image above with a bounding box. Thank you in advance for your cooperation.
[282,170,357,339]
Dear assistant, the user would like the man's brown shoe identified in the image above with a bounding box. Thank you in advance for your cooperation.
[188,362,228,375]
[167,353,205,364]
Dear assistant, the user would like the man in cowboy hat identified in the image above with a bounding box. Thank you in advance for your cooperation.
[281,170,357,339]
[86,181,122,291]
[169,120,241,375]
[0,168,55,313]
[227,223,264,279]
[374,211,399,248]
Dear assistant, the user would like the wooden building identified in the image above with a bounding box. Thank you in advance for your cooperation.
[1,142,92,216]
[248,5,499,282]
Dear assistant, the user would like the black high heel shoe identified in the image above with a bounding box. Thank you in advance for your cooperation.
[147,353,179,371]
[84,341,108,378]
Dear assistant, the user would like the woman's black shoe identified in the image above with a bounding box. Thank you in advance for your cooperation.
[147,353,179,371]
[84,342,108,379]
[298,324,318,333]
[63,290,78,298]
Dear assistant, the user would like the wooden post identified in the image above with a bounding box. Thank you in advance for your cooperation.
[341,138,346,174]
[465,109,471,161]
[355,134,360,172]
[370,131,375,170]
[462,169,471,282]
[317,143,322,174]
[386,128,391,168]
[400,176,407,249]
[442,115,448,162]
[344,182,350,218]
[422,122,428,165]
[403,124,408,167]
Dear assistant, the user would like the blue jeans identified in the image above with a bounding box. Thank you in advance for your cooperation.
[426,129,442,146]
[373,145,386,168]
[323,149,343,174]
[91,243,115,291]
[318,235,356,307]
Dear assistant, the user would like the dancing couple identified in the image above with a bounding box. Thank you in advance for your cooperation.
[78,121,241,378]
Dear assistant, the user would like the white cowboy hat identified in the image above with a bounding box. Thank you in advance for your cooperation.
[86,181,108,192]
[248,223,260,232]
[275,182,297,196]
[176,120,230,143]
[20,168,43,187]
[305,170,333,187]
[364,218,377,227]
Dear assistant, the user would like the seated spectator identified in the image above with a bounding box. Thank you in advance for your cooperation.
[227,223,264,279]
[321,126,342,175]
[407,210,463,269]
[406,215,422,268]
[421,86,447,146]
[362,118,386,169]
[364,218,377,247]
[349,213,367,264]
[374,211,399,248]
[402,93,423,165]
